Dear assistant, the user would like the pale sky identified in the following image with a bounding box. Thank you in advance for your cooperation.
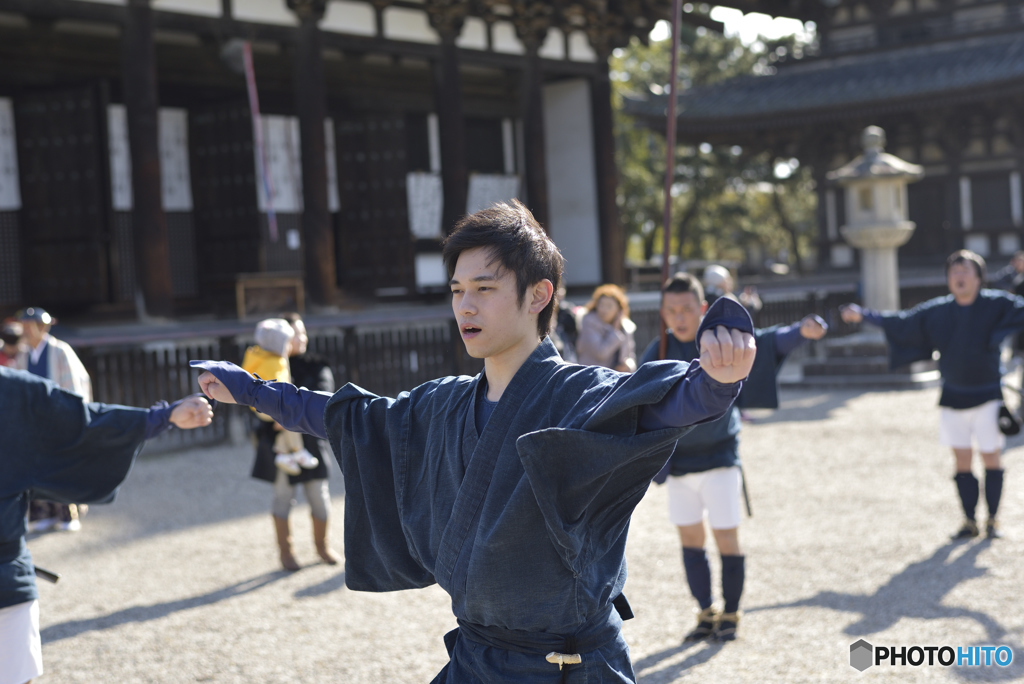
[649,6,814,45]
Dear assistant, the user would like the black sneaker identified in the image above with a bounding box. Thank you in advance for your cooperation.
[986,519,1002,539]
[684,607,718,641]
[712,612,740,642]
[952,519,980,540]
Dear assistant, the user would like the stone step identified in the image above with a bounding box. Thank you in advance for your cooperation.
[824,343,890,359]
[804,357,891,375]
[782,369,941,390]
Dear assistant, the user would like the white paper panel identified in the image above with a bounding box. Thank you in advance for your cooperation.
[153,0,221,16]
[231,0,297,25]
[456,17,488,49]
[159,108,193,211]
[0,99,21,211]
[254,114,303,213]
[831,244,854,268]
[415,253,448,287]
[543,79,602,286]
[492,21,524,54]
[466,174,519,215]
[539,27,565,60]
[107,104,133,211]
[999,233,1020,255]
[383,7,439,44]
[407,171,443,239]
[322,0,376,36]
[325,119,340,212]
[965,233,990,257]
[568,31,598,62]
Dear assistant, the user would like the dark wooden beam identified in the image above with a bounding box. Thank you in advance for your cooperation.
[435,37,469,233]
[123,0,173,317]
[289,0,336,307]
[520,43,549,229]
[0,0,605,78]
[426,2,471,233]
[591,59,625,284]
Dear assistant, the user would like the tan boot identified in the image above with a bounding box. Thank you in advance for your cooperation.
[273,516,300,571]
[312,516,340,565]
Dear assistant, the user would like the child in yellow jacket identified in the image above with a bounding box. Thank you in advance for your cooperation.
[241,319,318,475]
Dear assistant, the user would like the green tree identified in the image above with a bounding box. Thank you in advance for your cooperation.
[611,25,818,273]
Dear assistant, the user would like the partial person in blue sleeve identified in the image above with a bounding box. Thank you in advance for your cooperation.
[639,272,826,643]
[0,367,213,684]
[192,200,756,683]
[842,249,1024,541]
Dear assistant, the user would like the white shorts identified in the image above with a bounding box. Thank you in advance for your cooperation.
[0,600,43,684]
[939,400,1005,452]
[666,466,742,530]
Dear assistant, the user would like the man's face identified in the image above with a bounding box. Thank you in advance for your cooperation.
[947,261,981,304]
[21,321,46,347]
[289,319,308,357]
[661,291,706,343]
[451,247,537,360]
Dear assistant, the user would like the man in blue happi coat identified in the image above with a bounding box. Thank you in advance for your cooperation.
[640,272,827,643]
[0,367,213,684]
[842,249,1024,540]
[192,200,756,683]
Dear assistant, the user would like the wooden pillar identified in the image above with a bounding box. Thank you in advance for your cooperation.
[813,164,831,271]
[590,57,625,284]
[520,43,549,229]
[288,0,336,307]
[122,0,173,317]
[513,7,553,230]
[427,4,470,233]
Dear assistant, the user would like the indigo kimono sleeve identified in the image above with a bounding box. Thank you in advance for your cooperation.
[189,360,330,439]
[737,324,808,410]
[869,300,943,369]
[324,383,437,593]
[1,367,148,504]
[516,297,751,573]
[988,290,1024,346]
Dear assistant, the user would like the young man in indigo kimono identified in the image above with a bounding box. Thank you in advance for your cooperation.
[842,249,1024,540]
[192,200,756,683]
[640,272,826,642]
[0,367,213,684]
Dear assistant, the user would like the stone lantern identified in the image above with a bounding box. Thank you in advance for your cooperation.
[827,126,924,312]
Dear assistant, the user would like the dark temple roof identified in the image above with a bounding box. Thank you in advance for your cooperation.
[626,32,1024,135]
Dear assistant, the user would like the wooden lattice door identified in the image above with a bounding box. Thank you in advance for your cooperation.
[335,114,414,294]
[15,86,110,306]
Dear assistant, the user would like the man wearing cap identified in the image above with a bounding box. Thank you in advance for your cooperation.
[14,308,91,401]
[14,308,93,532]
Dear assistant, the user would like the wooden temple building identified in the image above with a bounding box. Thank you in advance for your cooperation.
[629,0,1024,272]
[0,0,721,318]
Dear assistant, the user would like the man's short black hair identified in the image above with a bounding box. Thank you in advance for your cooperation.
[946,250,986,281]
[662,272,704,302]
[442,200,564,336]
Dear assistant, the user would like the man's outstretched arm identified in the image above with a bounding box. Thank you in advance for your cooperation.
[191,360,331,440]
[640,297,756,430]
[143,395,215,440]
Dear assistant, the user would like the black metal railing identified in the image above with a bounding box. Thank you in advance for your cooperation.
[76,283,948,453]
[77,319,485,454]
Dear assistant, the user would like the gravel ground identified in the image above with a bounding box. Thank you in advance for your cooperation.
[28,387,1023,683]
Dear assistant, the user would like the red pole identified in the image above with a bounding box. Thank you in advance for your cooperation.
[659,0,682,360]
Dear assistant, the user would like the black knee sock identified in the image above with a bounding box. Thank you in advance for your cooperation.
[985,469,1004,519]
[954,472,979,521]
[721,554,745,614]
[682,547,713,610]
